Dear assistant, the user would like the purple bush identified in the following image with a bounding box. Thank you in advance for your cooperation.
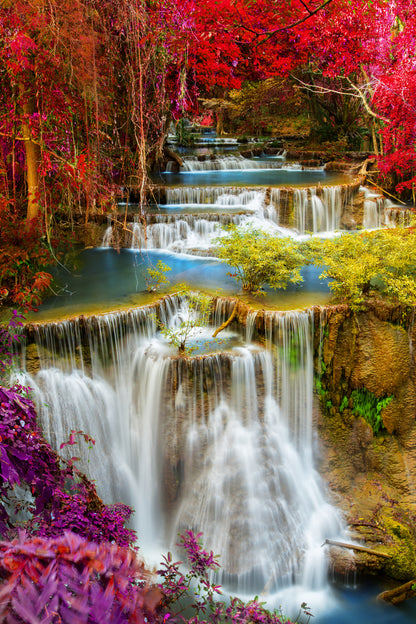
[158,531,295,624]
[0,310,24,376]
[0,531,161,624]
[0,385,136,547]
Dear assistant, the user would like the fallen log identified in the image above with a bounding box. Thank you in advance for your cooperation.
[164,146,184,168]
[378,580,416,605]
[212,304,237,338]
[323,539,392,559]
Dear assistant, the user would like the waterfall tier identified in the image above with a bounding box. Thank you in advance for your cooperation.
[166,154,285,172]
[22,298,342,596]
[103,182,373,251]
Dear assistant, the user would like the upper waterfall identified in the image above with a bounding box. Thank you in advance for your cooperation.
[167,154,285,172]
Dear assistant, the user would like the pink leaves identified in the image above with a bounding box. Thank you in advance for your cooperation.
[0,532,158,624]
[59,430,96,451]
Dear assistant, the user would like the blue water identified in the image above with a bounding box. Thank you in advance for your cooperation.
[33,249,331,320]
[315,580,416,624]
[154,169,351,188]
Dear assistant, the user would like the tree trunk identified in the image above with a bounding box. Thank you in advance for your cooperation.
[20,83,41,224]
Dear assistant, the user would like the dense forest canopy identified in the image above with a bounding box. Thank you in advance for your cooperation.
[0,0,415,305]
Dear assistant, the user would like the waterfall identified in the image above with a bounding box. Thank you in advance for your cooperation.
[294,189,309,233]
[384,201,413,228]
[293,188,342,234]
[164,186,266,206]
[322,186,342,231]
[169,155,284,172]
[362,187,385,229]
[363,198,383,229]
[23,299,342,603]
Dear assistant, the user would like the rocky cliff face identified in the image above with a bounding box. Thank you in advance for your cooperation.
[313,303,416,581]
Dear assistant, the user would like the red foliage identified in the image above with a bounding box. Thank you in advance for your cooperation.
[0,200,55,310]
[0,0,415,208]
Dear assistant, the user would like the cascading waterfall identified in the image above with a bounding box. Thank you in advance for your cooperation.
[168,154,285,172]
[362,187,385,229]
[384,200,413,227]
[129,215,242,252]
[322,186,342,231]
[164,186,266,207]
[293,187,341,234]
[22,298,343,610]
[102,183,364,250]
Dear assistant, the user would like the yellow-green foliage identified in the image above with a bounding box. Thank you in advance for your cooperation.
[305,229,416,309]
[216,227,416,305]
[146,260,171,292]
[214,225,304,294]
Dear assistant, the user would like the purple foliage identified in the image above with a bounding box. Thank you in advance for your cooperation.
[158,531,294,624]
[0,531,161,624]
[0,385,136,547]
[0,310,24,375]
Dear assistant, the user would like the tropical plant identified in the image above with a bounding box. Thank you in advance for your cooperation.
[158,290,212,355]
[0,531,160,624]
[214,226,304,294]
[158,530,297,624]
[351,389,393,434]
[146,260,172,292]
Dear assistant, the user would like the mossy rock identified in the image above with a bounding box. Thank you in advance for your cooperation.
[381,515,416,580]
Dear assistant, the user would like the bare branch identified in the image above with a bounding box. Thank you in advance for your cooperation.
[251,0,336,47]
[345,76,390,122]
[298,0,314,15]
[291,73,390,124]
[291,74,362,99]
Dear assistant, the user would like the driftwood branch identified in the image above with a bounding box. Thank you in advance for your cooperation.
[212,304,237,338]
[365,177,407,205]
[164,146,184,168]
[323,539,392,559]
[378,580,416,605]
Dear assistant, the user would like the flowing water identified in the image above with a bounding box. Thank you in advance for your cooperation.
[102,153,408,253]
[24,143,416,622]
[23,298,345,613]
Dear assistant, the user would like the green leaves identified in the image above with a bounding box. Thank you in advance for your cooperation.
[214,225,304,294]
[351,389,393,434]
[216,226,416,309]
[305,229,416,309]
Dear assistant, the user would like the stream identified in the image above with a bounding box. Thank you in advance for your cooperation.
[24,141,416,622]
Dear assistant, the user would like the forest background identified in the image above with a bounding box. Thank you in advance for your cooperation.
[0,0,415,308]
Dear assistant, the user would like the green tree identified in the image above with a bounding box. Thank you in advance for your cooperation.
[159,290,212,355]
[306,229,416,309]
[214,225,304,294]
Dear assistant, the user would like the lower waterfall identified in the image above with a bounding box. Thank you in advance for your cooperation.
[23,298,344,614]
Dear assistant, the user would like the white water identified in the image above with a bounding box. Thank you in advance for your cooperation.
[360,186,410,229]
[103,184,363,251]
[167,154,285,172]
[164,186,266,207]
[23,299,343,612]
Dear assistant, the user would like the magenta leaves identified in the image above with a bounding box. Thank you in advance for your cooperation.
[0,531,161,624]
[0,385,135,548]
[158,531,293,624]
